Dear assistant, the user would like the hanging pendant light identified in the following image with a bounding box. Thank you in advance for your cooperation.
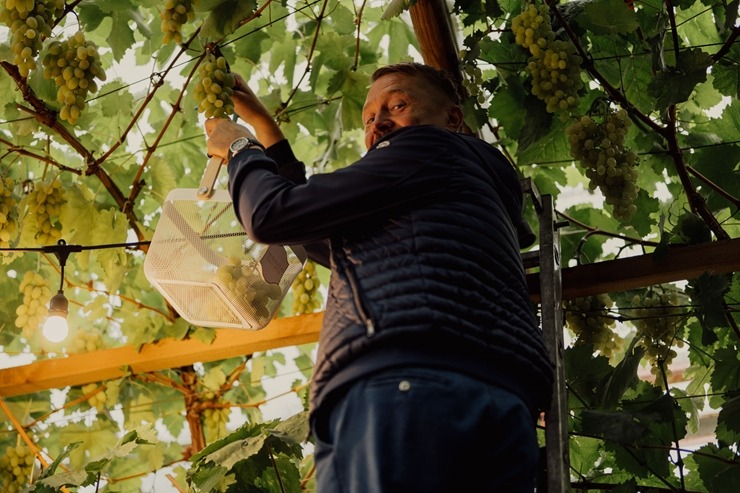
[42,239,74,342]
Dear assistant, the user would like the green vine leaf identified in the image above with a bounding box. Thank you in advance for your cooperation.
[381,0,417,20]
[648,48,713,110]
[579,0,639,35]
[200,0,259,40]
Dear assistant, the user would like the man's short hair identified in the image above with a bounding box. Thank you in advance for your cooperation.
[371,62,462,106]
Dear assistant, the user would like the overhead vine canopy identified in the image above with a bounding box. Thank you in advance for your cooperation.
[0,0,738,491]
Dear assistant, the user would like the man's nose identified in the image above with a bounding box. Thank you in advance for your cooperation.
[372,114,394,133]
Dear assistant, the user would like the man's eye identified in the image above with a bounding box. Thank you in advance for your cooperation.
[365,117,374,125]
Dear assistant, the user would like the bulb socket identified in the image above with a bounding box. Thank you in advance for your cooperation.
[48,290,69,317]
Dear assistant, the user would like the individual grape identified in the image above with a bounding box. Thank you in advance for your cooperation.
[23,177,65,245]
[15,270,51,339]
[0,176,19,251]
[628,288,684,381]
[291,259,322,315]
[160,0,198,45]
[566,108,640,221]
[511,4,583,113]
[0,443,36,493]
[194,52,235,118]
[0,0,65,77]
[564,293,623,359]
[41,30,107,125]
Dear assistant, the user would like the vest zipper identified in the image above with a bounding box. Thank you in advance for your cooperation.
[343,256,375,337]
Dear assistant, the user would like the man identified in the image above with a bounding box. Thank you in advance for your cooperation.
[205,62,554,492]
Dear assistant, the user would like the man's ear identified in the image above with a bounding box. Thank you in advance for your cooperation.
[445,105,464,132]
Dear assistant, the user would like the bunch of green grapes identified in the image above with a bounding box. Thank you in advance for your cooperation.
[161,0,198,44]
[82,382,106,412]
[566,109,640,221]
[629,289,684,379]
[0,176,19,249]
[0,443,35,493]
[564,293,623,359]
[42,30,106,125]
[511,4,583,113]
[24,177,65,245]
[0,0,65,77]
[194,52,235,118]
[69,328,103,354]
[214,256,283,322]
[291,259,322,315]
[15,271,51,338]
[203,405,230,440]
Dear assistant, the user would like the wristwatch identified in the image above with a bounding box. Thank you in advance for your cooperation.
[227,136,265,161]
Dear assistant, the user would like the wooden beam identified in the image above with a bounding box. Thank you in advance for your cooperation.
[409,0,460,76]
[529,238,740,302]
[0,312,323,397]
[0,239,737,397]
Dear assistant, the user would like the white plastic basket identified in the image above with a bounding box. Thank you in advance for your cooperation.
[144,158,306,329]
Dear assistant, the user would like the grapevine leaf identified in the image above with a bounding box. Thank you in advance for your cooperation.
[107,9,138,62]
[569,436,603,479]
[381,0,417,20]
[268,409,310,445]
[685,273,731,333]
[647,48,712,111]
[366,9,417,62]
[200,0,258,40]
[717,394,740,434]
[564,344,613,407]
[711,52,739,99]
[517,102,572,166]
[203,367,227,391]
[489,80,528,141]
[692,444,740,493]
[596,344,645,409]
[711,348,740,394]
[579,0,639,35]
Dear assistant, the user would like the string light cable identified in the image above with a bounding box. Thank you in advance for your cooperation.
[1,239,151,341]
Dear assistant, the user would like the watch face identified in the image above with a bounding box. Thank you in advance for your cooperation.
[230,137,249,153]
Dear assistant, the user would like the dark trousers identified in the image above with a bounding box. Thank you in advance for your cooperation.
[312,367,539,493]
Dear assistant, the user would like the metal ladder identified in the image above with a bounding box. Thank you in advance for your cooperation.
[521,179,570,493]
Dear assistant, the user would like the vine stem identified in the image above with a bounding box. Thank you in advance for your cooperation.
[657,359,687,491]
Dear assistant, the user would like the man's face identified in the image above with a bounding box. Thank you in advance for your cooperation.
[362,72,460,149]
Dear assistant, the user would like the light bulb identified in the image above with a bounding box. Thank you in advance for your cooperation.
[43,315,69,342]
[44,290,69,342]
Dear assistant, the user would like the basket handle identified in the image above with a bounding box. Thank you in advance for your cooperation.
[197,156,224,199]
